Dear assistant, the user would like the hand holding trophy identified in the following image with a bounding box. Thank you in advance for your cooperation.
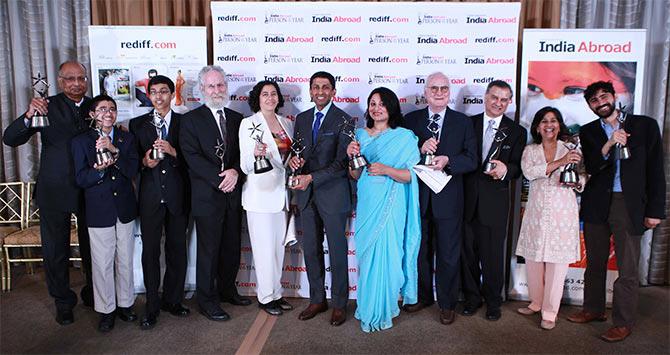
[249,122,273,174]
[287,133,305,188]
[30,73,50,127]
[614,105,631,160]
[150,110,166,160]
[559,133,581,187]
[90,116,114,166]
[421,117,440,165]
[483,127,509,174]
[340,118,368,170]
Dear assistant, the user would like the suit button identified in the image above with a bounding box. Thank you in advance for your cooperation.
[113,192,118,196]
[161,185,165,189]
[111,176,116,180]
[162,170,166,174]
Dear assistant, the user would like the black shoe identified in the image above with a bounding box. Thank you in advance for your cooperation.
[98,313,116,332]
[56,309,74,325]
[116,307,138,322]
[220,294,252,306]
[259,301,283,316]
[80,285,94,308]
[402,302,432,313]
[161,302,190,317]
[486,307,501,321]
[461,302,482,316]
[276,298,293,311]
[200,307,231,321]
[139,312,158,330]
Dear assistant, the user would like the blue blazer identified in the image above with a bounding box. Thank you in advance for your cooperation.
[71,127,139,228]
[403,107,477,219]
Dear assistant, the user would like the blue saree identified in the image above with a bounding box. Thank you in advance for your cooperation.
[353,127,421,332]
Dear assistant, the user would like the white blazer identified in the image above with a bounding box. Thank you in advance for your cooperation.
[239,111,294,213]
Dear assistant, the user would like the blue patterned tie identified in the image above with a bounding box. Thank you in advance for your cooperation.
[160,119,167,139]
[313,111,324,143]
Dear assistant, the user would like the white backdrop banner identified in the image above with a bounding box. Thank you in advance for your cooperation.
[211,2,521,299]
[88,26,207,123]
[511,29,647,305]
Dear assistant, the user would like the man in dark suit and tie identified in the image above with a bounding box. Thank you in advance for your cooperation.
[402,72,477,325]
[3,61,94,325]
[288,71,353,326]
[180,65,250,321]
[461,80,527,321]
[129,75,190,329]
[568,81,665,342]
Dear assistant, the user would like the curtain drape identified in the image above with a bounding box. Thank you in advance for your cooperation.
[561,0,670,285]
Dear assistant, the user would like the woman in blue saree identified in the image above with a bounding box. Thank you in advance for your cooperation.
[347,87,421,332]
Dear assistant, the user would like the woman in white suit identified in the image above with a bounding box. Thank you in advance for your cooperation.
[239,80,294,315]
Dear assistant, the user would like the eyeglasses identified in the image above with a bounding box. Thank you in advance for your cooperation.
[59,76,88,83]
[150,89,172,96]
[429,86,449,94]
[95,107,117,114]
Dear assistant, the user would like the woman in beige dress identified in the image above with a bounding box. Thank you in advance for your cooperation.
[516,106,586,330]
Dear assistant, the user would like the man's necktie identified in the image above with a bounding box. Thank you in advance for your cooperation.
[160,119,168,139]
[482,119,496,161]
[217,109,227,144]
[429,113,441,137]
[313,111,324,143]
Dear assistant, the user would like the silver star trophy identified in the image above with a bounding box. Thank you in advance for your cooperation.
[150,110,166,160]
[287,133,306,188]
[90,116,114,166]
[559,133,581,186]
[483,127,509,173]
[340,118,368,170]
[614,104,631,160]
[214,139,226,172]
[421,117,440,165]
[249,122,273,174]
[30,73,50,127]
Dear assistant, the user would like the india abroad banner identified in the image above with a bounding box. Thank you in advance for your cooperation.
[510,29,647,305]
[210,1,522,299]
[88,26,207,123]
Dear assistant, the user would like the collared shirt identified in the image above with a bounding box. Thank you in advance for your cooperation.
[208,105,226,138]
[482,112,503,143]
[600,119,622,192]
[313,101,333,131]
[427,107,447,138]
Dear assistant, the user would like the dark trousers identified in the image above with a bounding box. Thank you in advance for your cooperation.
[583,193,641,327]
[461,218,507,309]
[300,201,349,309]
[140,204,188,314]
[194,204,242,311]
[40,207,92,311]
[417,214,462,310]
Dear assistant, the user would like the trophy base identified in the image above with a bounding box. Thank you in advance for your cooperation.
[560,170,579,185]
[96,151,114,166]
[616,147,631,160]
[31,115,50,128]
[483,161,496,173]
[287,175,298,188]
[350,154,368,170]
[254,158,273,174]
[422,154,434,166]
[151,149,165,160]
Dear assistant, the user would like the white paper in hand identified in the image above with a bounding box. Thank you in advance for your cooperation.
[412,165,451,193]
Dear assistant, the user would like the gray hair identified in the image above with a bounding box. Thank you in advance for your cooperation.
[198,65,227,88]
[424,72,450,90]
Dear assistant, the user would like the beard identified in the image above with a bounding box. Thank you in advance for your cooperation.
[593,102,615,118]
[204,94,228,109]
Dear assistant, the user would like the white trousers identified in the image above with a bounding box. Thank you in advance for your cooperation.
[89,219,136,314]
[246,211,286,304]
[525,260,570,322]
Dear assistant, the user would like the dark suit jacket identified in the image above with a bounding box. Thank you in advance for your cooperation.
[129,111,189,216]
[71,127,139,228]
[403,107,477,219]
[580,114,666,235]
[179,105,243,217]
[293,104,352,214]
[3,93,90,212]
[463,113,527,227]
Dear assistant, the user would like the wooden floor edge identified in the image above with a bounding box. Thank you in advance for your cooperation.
[235,311,277,355]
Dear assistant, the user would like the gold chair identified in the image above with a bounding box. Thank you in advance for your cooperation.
[3,182,80,291]
[0,182,24,292]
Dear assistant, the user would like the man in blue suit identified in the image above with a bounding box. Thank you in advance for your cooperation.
[402,72,477,325]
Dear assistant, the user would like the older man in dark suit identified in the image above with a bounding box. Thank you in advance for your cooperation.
[129,75,190,330]
[461,80,526,321]
[180,65,249,322]
[3,61,94,325]
[568,81,665,342]
[288,71,353,326]
[402,72,477,325]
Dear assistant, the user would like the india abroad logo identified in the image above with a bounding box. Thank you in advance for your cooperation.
[463,94,484,105]
[368,73,410,85]
[225,73,256,83]
[417,54,457,65]
[264,34,314,43]
[415,76,464,85]
[538,40,632,53]
[264,13,304,24]
[466,15,517,24]
[464,55,514,65]
[311,14,362,23]
[417,35,468,45]
[216,14,256,22]
[217,33,257,43]
[369,34,410,44]
[264,53,305,64]
[417,13,458,25]
[332,96,360,103]
[310,54,361,64]
[263,74,310,83]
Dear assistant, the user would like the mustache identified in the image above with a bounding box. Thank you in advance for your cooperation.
[597,103,613,111]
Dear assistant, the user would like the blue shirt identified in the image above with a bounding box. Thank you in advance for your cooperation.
[600,119,622,192]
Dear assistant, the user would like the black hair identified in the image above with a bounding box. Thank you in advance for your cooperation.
[148,75,175,93]
[365,87,403,129]
[583,81,615,102]
[309,71,336,89]
[530,106,570,144]
[486,80,513,97]
[86,94,117,114]
[248,80,284,113]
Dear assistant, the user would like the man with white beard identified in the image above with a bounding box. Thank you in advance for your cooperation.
[180,65,250,321]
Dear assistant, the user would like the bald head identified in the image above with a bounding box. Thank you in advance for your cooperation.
[57,61,88,101]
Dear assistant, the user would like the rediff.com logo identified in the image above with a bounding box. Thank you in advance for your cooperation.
[120,40,176,49]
